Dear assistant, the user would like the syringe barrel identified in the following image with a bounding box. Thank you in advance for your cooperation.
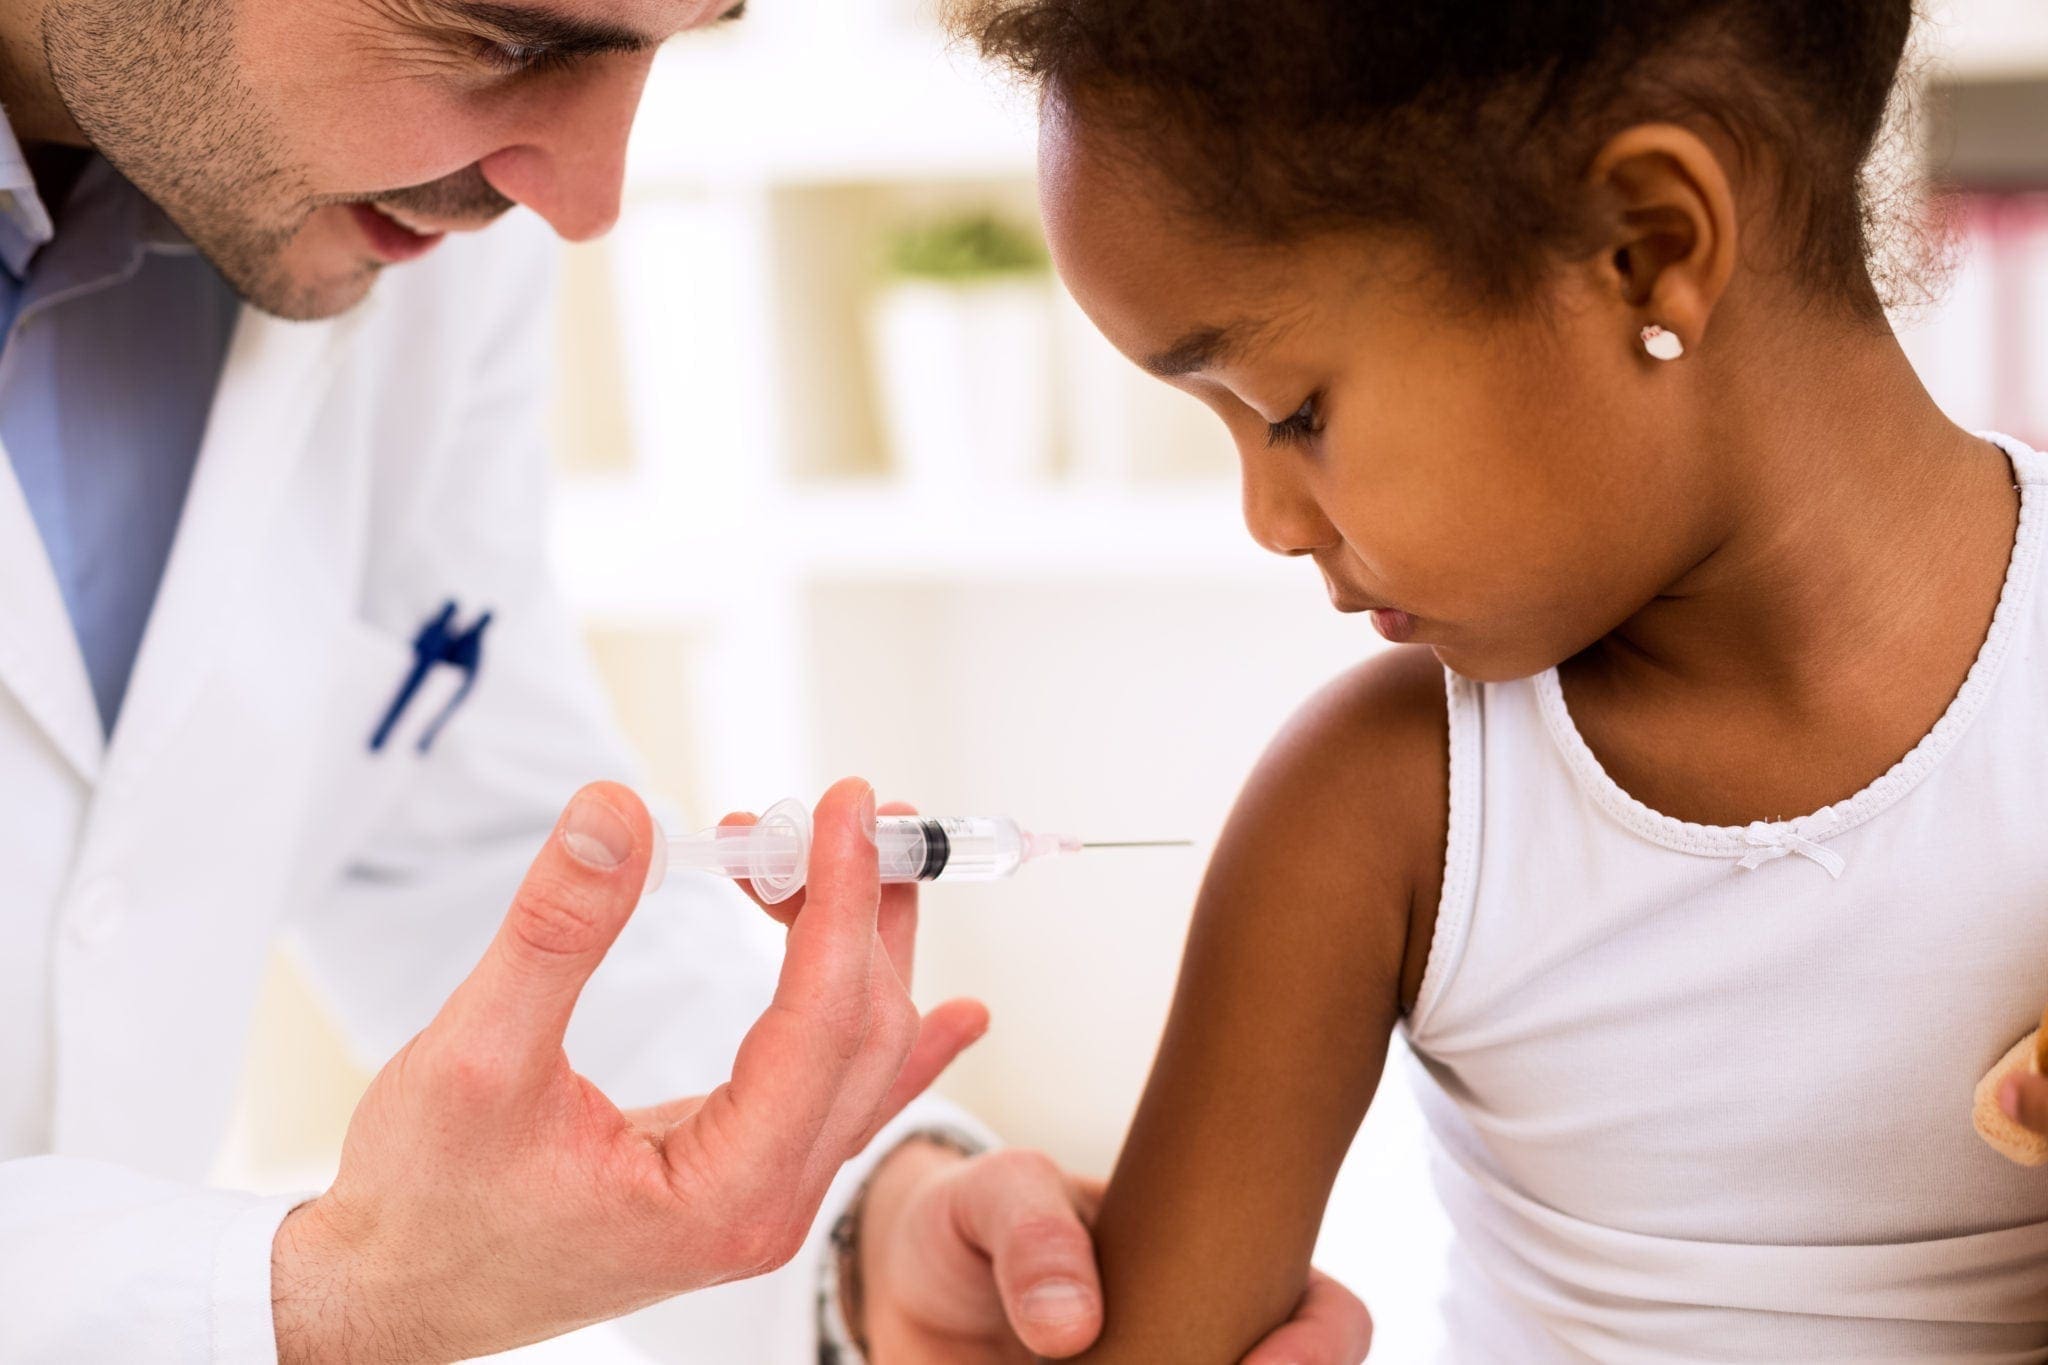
[876,816,1027,884]
[660,805,1034,904]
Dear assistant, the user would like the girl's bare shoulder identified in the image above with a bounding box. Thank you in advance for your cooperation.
[1213,643,1450,1011]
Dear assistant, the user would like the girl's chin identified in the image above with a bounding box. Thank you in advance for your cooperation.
[1429,641,1563,686]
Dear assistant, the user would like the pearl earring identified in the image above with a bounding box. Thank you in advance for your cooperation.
[1640,324,1684,361]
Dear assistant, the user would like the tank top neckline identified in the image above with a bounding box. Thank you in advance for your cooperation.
[1533,432,2046,863]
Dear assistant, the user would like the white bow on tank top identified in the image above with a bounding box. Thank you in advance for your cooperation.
[1402,433,2048,1363]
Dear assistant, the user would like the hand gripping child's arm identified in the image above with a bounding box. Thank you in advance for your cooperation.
[1973,1004,2048,1164]
[1065,647,1449,1363]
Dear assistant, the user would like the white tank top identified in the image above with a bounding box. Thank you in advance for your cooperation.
[1403,432,2048,1363]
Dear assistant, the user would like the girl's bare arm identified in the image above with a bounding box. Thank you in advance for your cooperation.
[1068,645,1449,1363]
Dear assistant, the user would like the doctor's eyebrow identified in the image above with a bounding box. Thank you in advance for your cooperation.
[423,1,747,59]
[428,2,654,55]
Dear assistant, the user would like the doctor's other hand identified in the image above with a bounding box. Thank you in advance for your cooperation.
[854,1141,1375,1364]
[2000,1067,2048,1137]
[270,778,989,1365]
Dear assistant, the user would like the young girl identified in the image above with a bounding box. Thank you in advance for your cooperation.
[953,1,2048,1359]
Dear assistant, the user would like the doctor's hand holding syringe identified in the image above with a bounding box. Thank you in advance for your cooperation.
[269,778,984,1363]
[267,778,1362,1364]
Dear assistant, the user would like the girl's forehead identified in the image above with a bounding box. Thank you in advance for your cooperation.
[1041,118,1426,373]
[1039,113,1304,349]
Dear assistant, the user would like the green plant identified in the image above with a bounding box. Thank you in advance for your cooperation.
[886,212,1049,282]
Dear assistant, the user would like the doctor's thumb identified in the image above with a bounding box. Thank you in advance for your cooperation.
[444,782,654,1063]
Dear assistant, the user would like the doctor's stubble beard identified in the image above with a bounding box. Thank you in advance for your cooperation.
[41,0,515,322]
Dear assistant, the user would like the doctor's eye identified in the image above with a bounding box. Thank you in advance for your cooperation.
[1265,393,1325,449]
[472,40,578,76]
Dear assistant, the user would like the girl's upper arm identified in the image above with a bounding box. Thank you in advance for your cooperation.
[1072,644,1449,1363]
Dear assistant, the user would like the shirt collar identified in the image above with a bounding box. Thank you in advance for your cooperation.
[0,105,197,283]
[0,107,56,277]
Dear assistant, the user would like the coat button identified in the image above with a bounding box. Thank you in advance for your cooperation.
[71,879,127,947]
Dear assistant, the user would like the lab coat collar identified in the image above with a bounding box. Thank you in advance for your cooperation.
[0,443,103,782]
[96,300,364,789]
[0,231,386,790]
[97,304,366,793]
[0,130,216,787]
[0,306,361,789]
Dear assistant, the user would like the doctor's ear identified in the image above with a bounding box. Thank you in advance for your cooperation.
[1582,122,1738,358]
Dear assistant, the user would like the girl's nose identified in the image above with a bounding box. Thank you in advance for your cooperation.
[1241,460,1342,558]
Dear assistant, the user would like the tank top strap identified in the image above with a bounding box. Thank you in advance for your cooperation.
[1409,668,1484,1037]
[1997,430,2048,486]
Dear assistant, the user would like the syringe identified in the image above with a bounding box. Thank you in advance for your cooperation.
[645,797,1188,904]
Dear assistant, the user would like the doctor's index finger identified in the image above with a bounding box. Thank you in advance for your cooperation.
[875,799,921,990]
[717,810,805,927]
[769,778,881,1016]
[715,780,885,1154]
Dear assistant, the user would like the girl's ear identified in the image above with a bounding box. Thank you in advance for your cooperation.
[1584,122,1739,355]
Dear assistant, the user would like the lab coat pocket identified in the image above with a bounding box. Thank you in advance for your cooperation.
[302,618,466,879]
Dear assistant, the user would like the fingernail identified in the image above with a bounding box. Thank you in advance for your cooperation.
[1019,1278,1094,1326]
[858,785,877,846]
[563,792,632,868]
[2001,1077,2022,1121]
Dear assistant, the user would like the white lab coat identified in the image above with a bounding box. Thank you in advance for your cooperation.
[0,216,969,1362]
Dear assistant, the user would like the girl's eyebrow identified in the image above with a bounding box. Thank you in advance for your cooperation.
[1144,323,1251,378]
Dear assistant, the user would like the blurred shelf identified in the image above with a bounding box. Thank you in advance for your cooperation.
[626,37,1036,190]
[619,2,2048,192]
[619,5,2048,194]
[1930,0,2048,81]
[549,478,1291,617]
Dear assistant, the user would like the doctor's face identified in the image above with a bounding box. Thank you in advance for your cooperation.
[40,0,744,320]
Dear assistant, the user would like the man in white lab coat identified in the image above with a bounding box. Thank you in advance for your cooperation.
[0,0,1374,1360]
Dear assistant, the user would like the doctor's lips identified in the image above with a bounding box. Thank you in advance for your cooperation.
[349,168,516,264]
[350,204,450,264]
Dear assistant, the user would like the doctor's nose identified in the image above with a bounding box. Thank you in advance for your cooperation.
[480,56,654,243]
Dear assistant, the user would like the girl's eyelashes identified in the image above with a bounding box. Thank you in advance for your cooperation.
[1265,392,1324,449]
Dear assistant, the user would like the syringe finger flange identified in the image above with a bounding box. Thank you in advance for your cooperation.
[746,797,812,904]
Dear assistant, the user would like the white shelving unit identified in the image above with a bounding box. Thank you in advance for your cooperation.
[627,35,1037,187]
[554,4,1249,809]
[1927,0,2048,79]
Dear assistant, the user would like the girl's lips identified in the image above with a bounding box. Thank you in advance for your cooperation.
[1369,608,1416,643]
[349,203,446,264]
[1325,582,1414,639]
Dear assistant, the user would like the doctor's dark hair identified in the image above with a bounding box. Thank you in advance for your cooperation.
[952,0,1919,313]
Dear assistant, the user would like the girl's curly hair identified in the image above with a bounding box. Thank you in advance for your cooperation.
[951,0,1920,313]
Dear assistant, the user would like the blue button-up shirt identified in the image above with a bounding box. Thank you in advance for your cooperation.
[0,118,241,736]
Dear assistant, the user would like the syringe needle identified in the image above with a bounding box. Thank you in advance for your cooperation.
[1079,840,1193,849]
